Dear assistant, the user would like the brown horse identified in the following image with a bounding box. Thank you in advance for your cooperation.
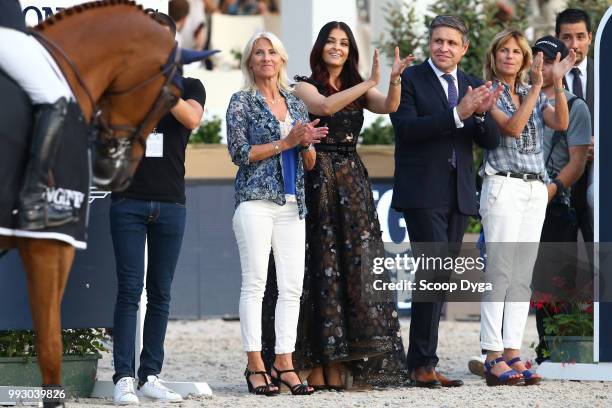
[0,0,181,391]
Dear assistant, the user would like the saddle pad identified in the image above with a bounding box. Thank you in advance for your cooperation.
[0,72,91,249]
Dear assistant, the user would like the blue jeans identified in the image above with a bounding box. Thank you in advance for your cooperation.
[110,198,186,384]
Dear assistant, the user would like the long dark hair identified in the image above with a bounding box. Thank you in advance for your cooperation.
[309,21,365,108]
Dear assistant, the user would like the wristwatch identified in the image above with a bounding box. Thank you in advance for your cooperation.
[552,178,565,196]
[473,112,486,123]
[300,143,313,151]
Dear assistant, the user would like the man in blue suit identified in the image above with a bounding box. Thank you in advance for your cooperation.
[390,15,500,388]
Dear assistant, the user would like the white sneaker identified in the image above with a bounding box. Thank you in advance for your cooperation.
[114,377,139,405]
[139,375,183,402]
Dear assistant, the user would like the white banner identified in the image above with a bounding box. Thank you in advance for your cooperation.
[21,0,167,26]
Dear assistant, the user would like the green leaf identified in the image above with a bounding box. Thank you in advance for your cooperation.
[189,115,222,144]
[359,117,394,145]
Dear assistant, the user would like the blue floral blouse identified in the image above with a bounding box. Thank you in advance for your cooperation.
[226,88,310,218]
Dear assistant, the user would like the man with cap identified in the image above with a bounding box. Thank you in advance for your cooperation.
[531,35,591,364]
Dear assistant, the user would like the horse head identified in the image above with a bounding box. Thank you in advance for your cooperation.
[33,0,184,191]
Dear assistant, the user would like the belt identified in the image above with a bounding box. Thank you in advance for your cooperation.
[495,171,544,182]
[316,143,356,153]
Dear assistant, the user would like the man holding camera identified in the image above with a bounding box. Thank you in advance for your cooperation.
[531,35,591,364]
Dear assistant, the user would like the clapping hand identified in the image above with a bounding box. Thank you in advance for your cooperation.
[369,49,381,85]
[530,51,544,87]
[552,49,577,81]
[287,119,328,148]
[457,85,492,120]
[302,118,328,146]
[390,46,416,81]
[475,81,504,114]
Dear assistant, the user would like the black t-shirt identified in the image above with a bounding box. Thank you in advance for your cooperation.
[114,77,205,204]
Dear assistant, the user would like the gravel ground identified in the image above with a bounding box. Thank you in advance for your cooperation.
[69,316,611,408]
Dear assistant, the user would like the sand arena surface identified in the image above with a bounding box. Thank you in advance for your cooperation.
[71,316,611,407]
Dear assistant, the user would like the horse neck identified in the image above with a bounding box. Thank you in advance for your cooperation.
[37,6,171,122]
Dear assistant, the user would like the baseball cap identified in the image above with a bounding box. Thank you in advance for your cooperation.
[532,35,569,60]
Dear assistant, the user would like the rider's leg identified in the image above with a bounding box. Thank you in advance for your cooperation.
[18,238,75,386]
[0,28,77,230]
[17,98,82,229]
[0,27,71,104]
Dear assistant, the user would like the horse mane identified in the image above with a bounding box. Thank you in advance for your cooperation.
[35,0,152,31]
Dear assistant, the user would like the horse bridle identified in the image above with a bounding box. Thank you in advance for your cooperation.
[31,30,181,154]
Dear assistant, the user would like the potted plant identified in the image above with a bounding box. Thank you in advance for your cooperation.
[359,117,394,146]
[189,115,223,145]
[0,328,108,397]
[533,286,594,364]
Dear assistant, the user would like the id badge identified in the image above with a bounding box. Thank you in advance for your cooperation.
[145,132,163,157]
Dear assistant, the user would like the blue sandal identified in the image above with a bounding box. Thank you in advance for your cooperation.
[506,357,542,386]
[484,357,523,386]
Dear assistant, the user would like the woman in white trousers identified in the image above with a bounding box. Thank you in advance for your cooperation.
[480,29,574,386]
[226,32,327,396]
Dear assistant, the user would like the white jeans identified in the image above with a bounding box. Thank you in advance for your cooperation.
[233,200,305,354]
[479,174,548,351]
[0,28,73,104]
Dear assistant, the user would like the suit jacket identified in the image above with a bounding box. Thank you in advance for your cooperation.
[563,58,594,128]
[586,57,594,128]
[390,61,500,215]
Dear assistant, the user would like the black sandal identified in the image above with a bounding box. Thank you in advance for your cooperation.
[322,364,345,391]
[308,364,345,392]
[271,365,315,395]
[244,367,278,396]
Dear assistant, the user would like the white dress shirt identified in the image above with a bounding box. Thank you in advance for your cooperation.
[565,57,588,98]
[428,58,464,128]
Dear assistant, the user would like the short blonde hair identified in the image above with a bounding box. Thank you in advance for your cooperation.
[241,32,292,93]
[483,28,532,86]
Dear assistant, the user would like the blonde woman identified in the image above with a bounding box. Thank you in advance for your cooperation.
[226,32,327,395]
[479,28,575,386]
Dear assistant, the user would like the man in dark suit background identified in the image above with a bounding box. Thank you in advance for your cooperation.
[556,8,594,243]
[390,15,500,388]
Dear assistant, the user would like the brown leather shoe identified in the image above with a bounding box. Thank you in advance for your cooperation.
[410,367,441,389]
[435,371,464,387]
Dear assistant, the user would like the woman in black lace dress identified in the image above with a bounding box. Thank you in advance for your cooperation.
[262,21,414,389]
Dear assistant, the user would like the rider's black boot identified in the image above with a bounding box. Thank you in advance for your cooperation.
[17,98,78,230]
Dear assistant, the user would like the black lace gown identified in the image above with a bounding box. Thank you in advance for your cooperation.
[262,79,408,387]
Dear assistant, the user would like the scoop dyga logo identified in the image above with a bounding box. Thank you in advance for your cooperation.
[88,187,111,203]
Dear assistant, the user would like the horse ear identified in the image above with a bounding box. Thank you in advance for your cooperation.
[180,48,221,65]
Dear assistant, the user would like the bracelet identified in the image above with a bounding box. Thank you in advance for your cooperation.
[300,143,312,151]
[390,77,401,86]
[554,86,565,94]
[272,140,280,155]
